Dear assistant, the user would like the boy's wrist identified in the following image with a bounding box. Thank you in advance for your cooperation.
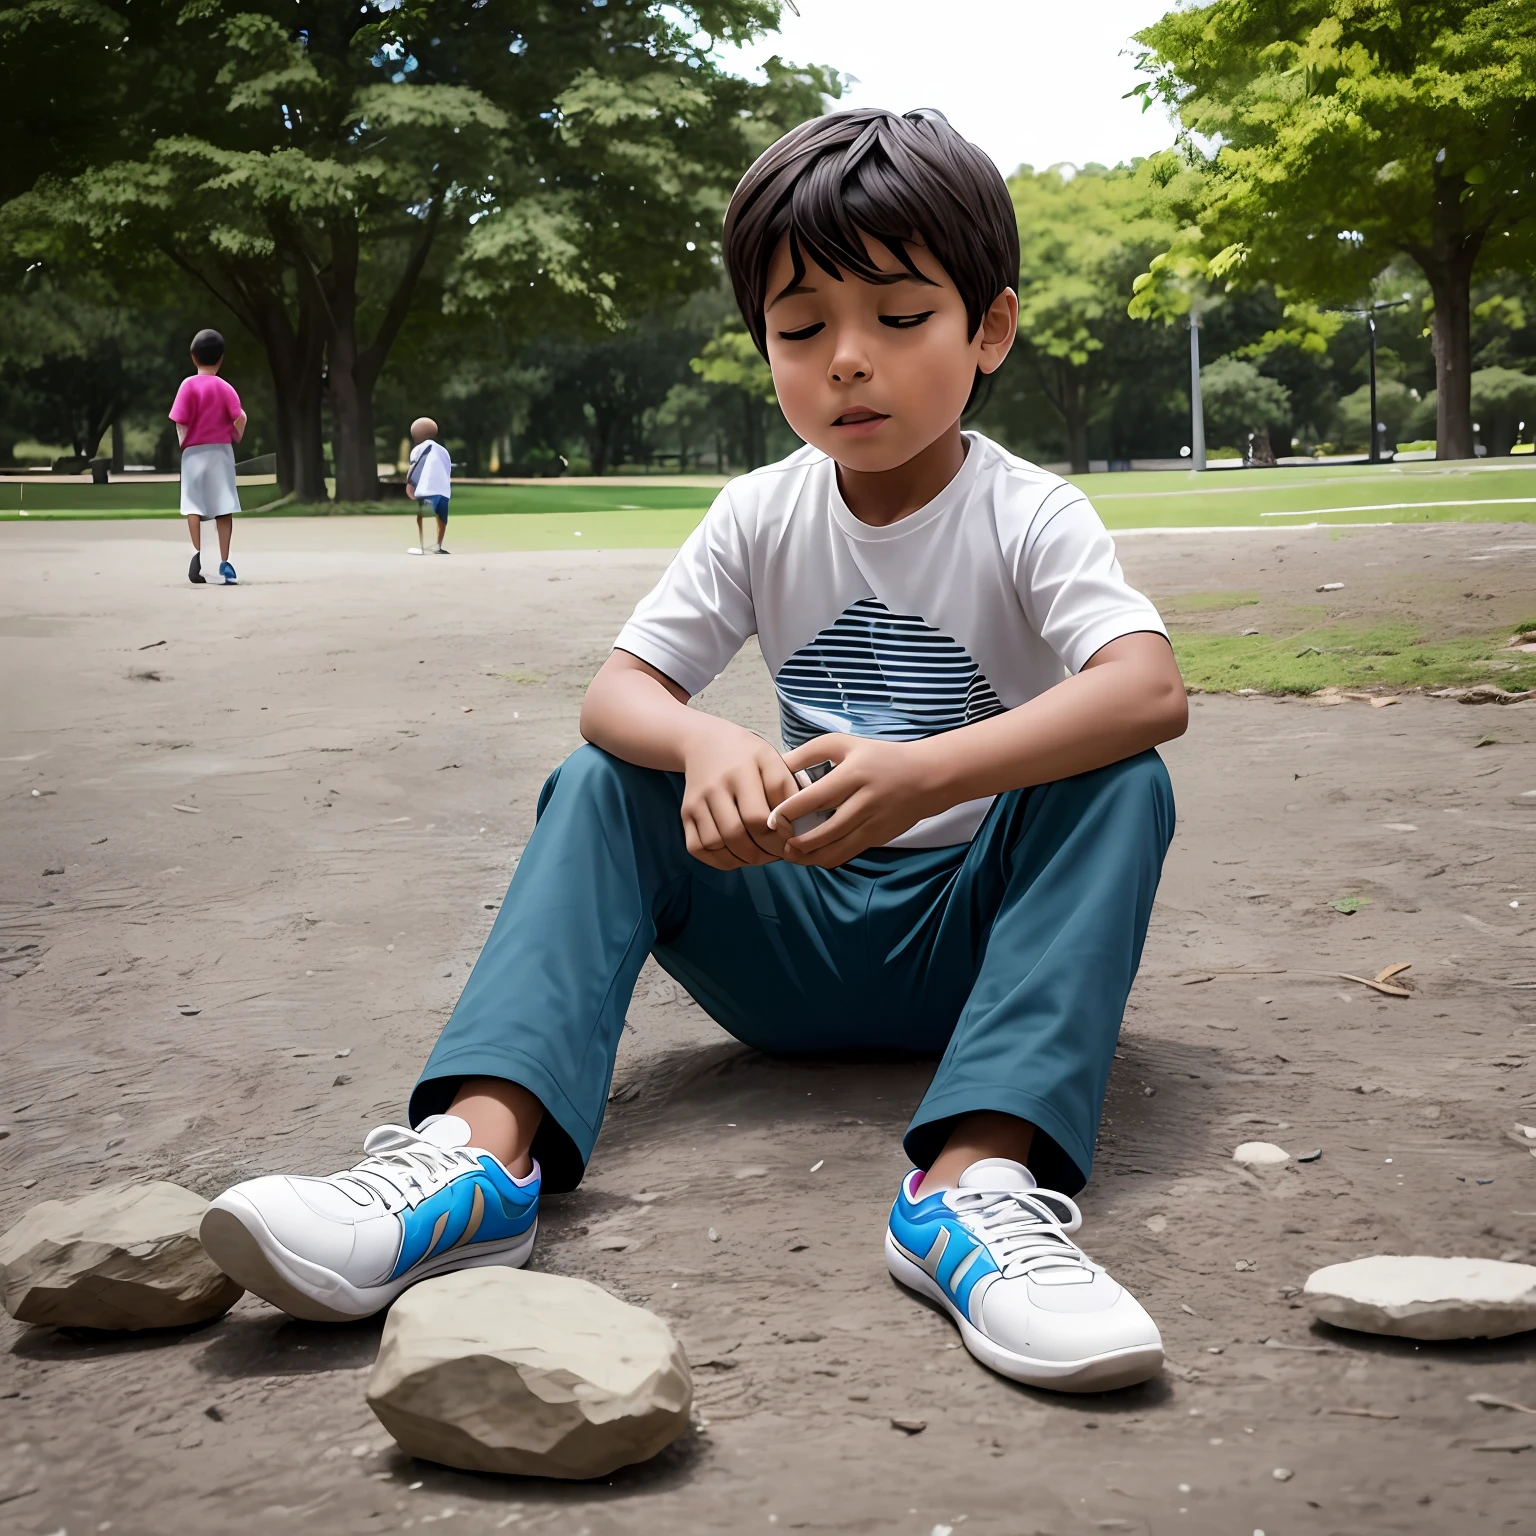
[905,732,973,816]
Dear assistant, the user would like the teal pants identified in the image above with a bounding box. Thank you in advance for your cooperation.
[411,745,1174,1195]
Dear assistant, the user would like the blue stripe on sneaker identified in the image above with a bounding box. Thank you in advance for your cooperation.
[390,1157,538,1279]
[888,1180,999,1322]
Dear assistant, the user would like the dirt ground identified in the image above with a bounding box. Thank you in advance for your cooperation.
[2,516,1535,1536]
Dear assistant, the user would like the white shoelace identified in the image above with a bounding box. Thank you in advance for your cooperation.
[953,1188,1092,1280]
[333,1139,480,1210]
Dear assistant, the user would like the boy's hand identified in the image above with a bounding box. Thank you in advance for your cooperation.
[680,718,799,870]
[769,734,937,867]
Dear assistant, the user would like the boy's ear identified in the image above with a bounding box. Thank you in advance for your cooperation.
[976,287,1018,377]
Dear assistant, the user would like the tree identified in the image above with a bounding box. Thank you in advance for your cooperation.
[1199,356,1291,456]
[3,2,832,499]
[1470,367,1536,455]
[1417,366,1536,454]
[0,269,181,466]
[1134,0,1536,460]
[1332,377,1423,451]
[1004,160,1189,471]
[689,323,782,469]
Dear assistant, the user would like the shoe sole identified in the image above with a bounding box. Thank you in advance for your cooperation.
[200,1194,536,1322]
[885,1232,1163,1393]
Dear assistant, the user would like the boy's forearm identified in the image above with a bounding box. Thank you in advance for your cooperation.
[908,635,1187,811]
[579,652,732,772]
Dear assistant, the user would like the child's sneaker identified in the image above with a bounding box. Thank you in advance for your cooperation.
[200,1114,538,1322]
[218,559,237,584]
[188,553,205,584]
[885,1158,1162,1393]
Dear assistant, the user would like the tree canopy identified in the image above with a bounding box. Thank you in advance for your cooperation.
[1134,0,1536,460]
[981,159,1194,471]
[2,1,830,499]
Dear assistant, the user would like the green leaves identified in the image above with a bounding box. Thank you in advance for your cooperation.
[690,324,776,403]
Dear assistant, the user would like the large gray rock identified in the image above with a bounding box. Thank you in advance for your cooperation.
[1305,1255,1536,1341]
[0,1182,243,1330]
[367,1268,692,1479]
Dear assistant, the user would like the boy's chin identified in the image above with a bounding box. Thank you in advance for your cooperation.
[808,427,950,476]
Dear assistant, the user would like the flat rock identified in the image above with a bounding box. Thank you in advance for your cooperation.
[1233,1141,1290,1167]
[1305,1255,1536,1341]
[367,1267,692,1479]
[0,1182,243,1330]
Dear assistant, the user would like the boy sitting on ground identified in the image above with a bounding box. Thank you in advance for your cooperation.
[202,109,1187,1394]
[406,417,453,554]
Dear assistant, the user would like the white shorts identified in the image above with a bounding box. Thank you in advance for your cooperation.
[180,442,241,520]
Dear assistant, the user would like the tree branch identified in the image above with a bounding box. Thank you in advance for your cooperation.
[158,243,263,338]
[357,196,445,391]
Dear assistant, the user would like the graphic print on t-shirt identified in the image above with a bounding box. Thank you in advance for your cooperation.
[775,597,1004,748]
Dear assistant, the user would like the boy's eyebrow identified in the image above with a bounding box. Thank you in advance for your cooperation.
[767,271,927,310]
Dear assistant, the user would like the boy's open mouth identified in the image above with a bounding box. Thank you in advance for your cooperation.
[832,407,890,429]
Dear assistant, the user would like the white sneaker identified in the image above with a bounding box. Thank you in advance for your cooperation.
[886,1157,1163,1392]
[200,1115,539,1322]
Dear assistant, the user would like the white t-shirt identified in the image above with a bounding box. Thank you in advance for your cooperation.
[408,440,453,499]
[615,433,1167,848]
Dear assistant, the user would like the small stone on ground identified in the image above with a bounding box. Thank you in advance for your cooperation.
[0,1182,243,1330]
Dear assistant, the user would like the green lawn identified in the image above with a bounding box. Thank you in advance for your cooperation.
[1172,621,1536,695]
[4,460,1534,540]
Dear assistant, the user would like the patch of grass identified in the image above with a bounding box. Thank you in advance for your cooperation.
[1079,459,1536,529]
[1159,591,1260,613]
[497,668,546,685]
[1172,621,1536,694]
[447,508,712,550]
[6,459,1536,530]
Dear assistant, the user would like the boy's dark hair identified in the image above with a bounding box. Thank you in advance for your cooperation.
[723,108,1019,357]
[190,329,225,365]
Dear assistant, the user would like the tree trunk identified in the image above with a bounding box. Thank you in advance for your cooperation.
[329,368,379,501]
[245,283,327,501]
[1060,363,1089,474]
[319,204,443,503]
[319,221,379,503]
[743,393,765,468]
[1428,264,1476,460]
[1406,167,1486,463]
[267,346,327,501]
[110,418,124,472]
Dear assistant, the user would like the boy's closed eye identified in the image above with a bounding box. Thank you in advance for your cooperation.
[878,310,935,330]
[775,310,936,342]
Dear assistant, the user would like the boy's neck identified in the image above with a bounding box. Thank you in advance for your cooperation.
[835,423,967,528]
[195,363,222,376]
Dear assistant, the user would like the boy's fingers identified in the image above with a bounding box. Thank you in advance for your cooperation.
[786,808,874,866]
[706,791,770,867]
[783,792,870,858]
[684,804,732,866]
[767,771,841,831]
[738,772,788,858]
[759,755,801,815]
[782,736,846,774]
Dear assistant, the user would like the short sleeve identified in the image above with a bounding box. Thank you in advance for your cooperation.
[168,379,193,423]
[612,489,756,697]
[1017,488,1166,673]
[222,380,242,417]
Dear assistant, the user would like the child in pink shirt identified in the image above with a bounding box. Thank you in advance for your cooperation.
[169,329,247,585]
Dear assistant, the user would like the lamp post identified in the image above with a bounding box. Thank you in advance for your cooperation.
[1333,295,1412,462]
[1189,310,1205,472]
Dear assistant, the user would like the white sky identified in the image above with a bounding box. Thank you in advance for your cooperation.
[720,0,1182,176]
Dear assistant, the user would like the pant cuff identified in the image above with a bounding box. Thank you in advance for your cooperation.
[408,1044,596,1194]
[903,1084,1094,1196]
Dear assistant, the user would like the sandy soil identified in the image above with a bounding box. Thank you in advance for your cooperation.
[2,517,1535,1536]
